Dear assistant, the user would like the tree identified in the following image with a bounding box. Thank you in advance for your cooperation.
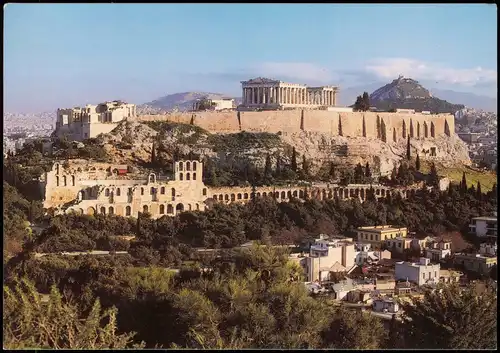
[406,136,411,160]
[329,162,336,180]
[364,162,372,180]
[291,148,297,172]
[476,181,482,200]
[151,142,156,165]
[415,154,421,171]
[400,283,497,349]
[354,163,364,184]
[275,155,282,178]
[302,155,309,176]
[3,278,142,349]
[460,172,468,193]
[362,92,370,110]
[428,163,439,187]
[264,154,272,180]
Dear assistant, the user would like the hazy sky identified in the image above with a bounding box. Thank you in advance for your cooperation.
[4,3,497,112]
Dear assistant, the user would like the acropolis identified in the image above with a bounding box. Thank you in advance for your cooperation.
[239,77,338,110]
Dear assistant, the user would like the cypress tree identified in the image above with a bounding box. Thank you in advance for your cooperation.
[365,162,372,179]
[151,142,156,165]
[329,162,336,180]
[275,155,282,177]
[461,172,467,193]
[302,155,309,176]
[476,181,482,199]
[428,163,439,187]
[291,147,297,172]
[406,135,411,160]
[415,154,421,171]
[264,154,272,179]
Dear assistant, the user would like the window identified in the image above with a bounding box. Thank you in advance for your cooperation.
[370,234,373,241]
[160,204,165,214]
[179,162,184,171]
[150,187,155,195]
[56,176,60,186]
[63,176,67,186]
[203,188,207,196]
[105,188,110,197]
[108,206,114,215]
[161,186,165,194]
[167,204,173,214]
[143,205,149,213]
[180,173,183,181]
[100,207,106,214]
[398,243,401,248]
[126,206,131,216]
[244,193,248,199]
[186,161,191,171]
[186,173,190,180]
[423,272,425,279]
[193,162,197,171]
[171,188,176,197]
[141,187,144,195]
[116,188,121,196]
[72,175,75,186]
[193,173,196,180]
[237,193,242,200]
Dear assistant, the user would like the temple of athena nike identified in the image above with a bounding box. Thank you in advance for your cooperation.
[240,77,339,110]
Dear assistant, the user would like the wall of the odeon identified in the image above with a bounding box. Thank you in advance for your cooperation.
[138,111,454,139]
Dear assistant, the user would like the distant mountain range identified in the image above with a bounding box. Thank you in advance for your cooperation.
[139,77,496,114]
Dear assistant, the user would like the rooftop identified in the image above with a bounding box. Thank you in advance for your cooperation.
[358,225,408,233]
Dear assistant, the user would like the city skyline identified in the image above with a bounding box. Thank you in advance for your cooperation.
[4,3,497,112]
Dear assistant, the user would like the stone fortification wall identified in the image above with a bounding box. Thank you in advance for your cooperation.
[137,110,455,140]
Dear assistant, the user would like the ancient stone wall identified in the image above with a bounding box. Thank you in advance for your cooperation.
[137,110,455,139]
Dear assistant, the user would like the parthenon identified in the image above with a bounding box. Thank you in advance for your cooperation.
[240,77,338,110]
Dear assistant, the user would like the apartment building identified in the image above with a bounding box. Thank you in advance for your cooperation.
[395,258,440,286]
[469,216,497,238]
[357,225,408,245]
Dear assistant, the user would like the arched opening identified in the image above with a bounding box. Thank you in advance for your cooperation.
[256,192,261,197]
[161,186,165,194]
[179,162,184,171]
[424,122,428,138]
[186,161,191,171]
[87,207,95,215]
[180,173,184,181]
[176,204,184,213]
[274,192,279,198]
[143,205,149,213]
[186,173,190,180]
[202,188,207,196]
[430,122,435,138]
[149,174,156,183]
[167,204,174,214]
[444,120,450,137]
[63,176,67,186]
[196,204,199,210]
[237,193,242,200]
[126,206,131,216]
[225,194,229,201]
[360,189,365,200]
[100,207,106,214]
[80,190,85,200]
[160,204,165,214]
[171,188,176,197]
[108,206,114,215]
[263,192,267,197]
[78,208,84,215]
[193,162,197,171]
[56,176,60,186]
[105,188,110,197]
[219,195,223,201]
[281,191,286,199]
[116,188,121,196]
[56,164,60,174]
[287,191,292,198]
[188,204,192,211]
[299,190,304,198]
[231,194,235,201]
[293,190,298,197]
[344,189,349,198]
[141,187,144,195]
[150,187,155,195]
[72,175,75,186]
[193,173,197,180]
[213,195,218,200]
[244,193,249,199]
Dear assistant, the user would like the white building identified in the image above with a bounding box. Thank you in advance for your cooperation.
[395,258,440,286]
[55,101,137,141]
[354,243,391,266]
[425,240,452,262]
[240,77,339,110]
[192,98,234,111]
[469,216,497,237]
[290,236,355,282]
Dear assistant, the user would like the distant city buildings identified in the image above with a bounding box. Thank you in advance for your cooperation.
[192,97,234,111]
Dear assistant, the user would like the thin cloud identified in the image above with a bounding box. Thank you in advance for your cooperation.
[364,57,497,87]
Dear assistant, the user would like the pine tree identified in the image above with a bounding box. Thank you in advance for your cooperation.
[415,154,421,171]
[291,147,297,172]
[406,135,411,160]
